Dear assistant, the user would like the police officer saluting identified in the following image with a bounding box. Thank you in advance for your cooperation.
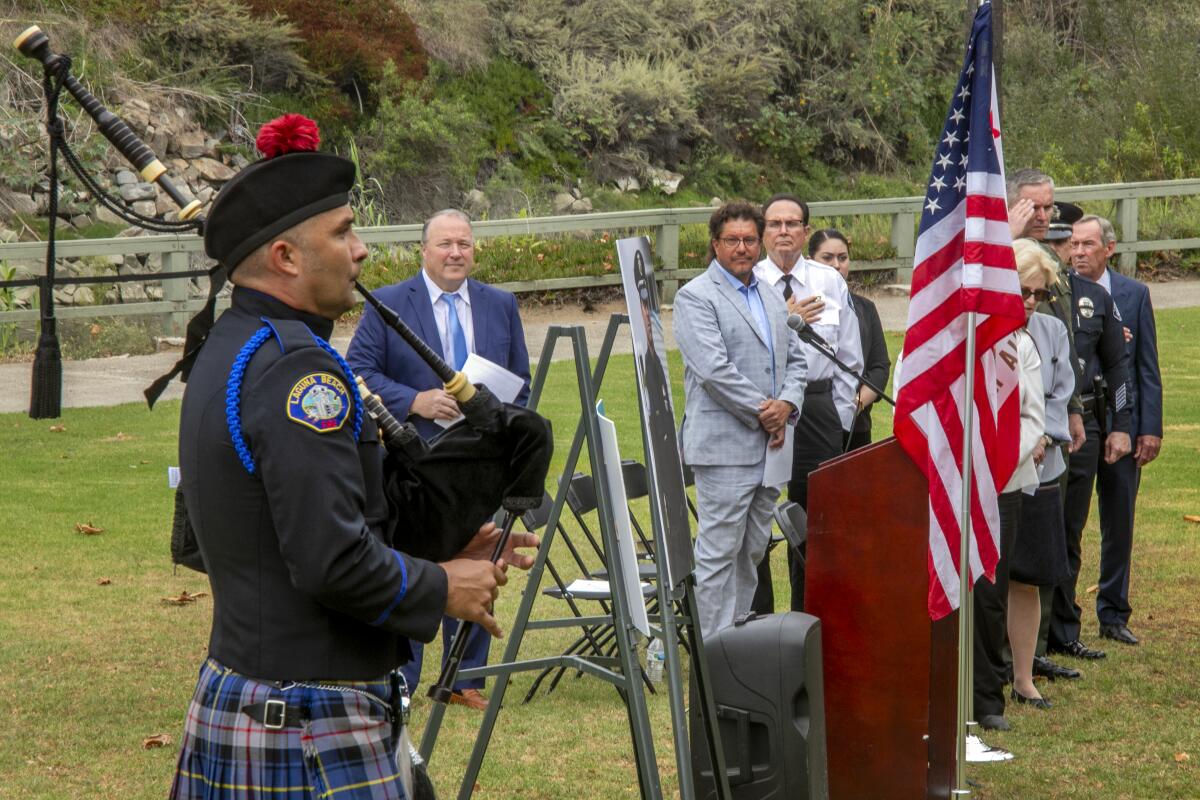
[167,114,537,800]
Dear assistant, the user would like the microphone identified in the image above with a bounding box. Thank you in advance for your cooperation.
[786,314,830,349]
[786,314,896,408]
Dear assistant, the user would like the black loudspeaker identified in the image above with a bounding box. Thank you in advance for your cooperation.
[691,612,828,800]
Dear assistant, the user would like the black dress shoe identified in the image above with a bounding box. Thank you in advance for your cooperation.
[1050,639,1107,660]
[1099,623,1139,645]
[978,714,1011,731]
[1032,655,1081,681]
[1011,688,1052,710]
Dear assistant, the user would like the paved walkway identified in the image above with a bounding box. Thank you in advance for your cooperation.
[3,278,1199,414]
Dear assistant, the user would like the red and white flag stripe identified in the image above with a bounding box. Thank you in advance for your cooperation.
[894,63,1025,620]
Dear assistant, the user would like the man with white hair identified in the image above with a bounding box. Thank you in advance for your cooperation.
[1064,214,1161,646]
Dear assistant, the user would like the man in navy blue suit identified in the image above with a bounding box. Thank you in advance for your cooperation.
[347,208,531,708]
[1069,214,1163,646]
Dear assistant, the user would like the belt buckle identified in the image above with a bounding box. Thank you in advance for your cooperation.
[263,698,287,730]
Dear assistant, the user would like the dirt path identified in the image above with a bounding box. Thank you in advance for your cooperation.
[3,277,1199,414]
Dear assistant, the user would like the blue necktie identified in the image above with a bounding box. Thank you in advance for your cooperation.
[441,292,468,370]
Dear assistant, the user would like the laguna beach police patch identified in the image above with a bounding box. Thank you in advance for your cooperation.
[287,372,350,433]
[1078,296,1095,319]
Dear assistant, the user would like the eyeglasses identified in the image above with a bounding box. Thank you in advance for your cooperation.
[717,236,761,249]
[765,219,808,232]
[1021,287,1052,302]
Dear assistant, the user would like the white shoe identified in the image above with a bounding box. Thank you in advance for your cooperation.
[965,733,1014,763]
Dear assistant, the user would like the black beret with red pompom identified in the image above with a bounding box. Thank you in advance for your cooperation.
[204,114,355,271]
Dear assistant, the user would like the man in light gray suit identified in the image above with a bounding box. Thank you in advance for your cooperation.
[674,202,807,637]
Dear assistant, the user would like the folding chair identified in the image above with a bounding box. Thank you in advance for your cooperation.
[773,500,809,560]
[524,470,657,702]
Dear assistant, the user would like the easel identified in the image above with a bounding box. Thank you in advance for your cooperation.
[419,315,730,800]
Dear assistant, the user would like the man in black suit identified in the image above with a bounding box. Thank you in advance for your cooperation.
[1066,214,1162,645]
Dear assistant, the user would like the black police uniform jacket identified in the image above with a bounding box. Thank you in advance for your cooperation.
[1067,272,1132,436]
[179,287,447,681]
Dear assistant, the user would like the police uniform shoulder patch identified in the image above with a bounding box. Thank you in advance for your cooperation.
[287,372,351,433]
[1078,296,1095,319]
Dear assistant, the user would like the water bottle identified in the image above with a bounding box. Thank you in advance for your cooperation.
[646,636,665,683]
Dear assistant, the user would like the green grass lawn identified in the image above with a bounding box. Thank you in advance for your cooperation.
[1,309,1197,798]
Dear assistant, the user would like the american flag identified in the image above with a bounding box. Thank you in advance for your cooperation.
[893,1,1027,620]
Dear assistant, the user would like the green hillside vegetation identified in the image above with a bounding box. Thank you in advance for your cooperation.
[4,0,1199,257]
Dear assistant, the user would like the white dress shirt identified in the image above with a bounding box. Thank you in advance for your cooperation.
[754,256,863,429]
[420,269,475,358]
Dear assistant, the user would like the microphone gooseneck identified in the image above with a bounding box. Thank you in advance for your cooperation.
[786,314,896,407]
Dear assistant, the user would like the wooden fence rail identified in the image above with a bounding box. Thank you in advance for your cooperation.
[2,178,1198,335]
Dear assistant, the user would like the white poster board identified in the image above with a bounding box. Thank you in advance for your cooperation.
[596,402,652,638]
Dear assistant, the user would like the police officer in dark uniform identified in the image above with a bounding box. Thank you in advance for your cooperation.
[1046,269,1132,664]
[167,114,536,800]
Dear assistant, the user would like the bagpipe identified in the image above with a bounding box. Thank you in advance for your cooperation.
[18,25,554,702]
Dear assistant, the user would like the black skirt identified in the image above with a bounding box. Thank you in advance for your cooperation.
[1009,482,1071,586]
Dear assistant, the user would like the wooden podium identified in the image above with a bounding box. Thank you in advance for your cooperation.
[804,437,957,800]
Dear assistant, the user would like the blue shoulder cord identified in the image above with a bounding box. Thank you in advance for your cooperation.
[226,323,363,475]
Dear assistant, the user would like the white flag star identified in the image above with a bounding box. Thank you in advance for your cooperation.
[958,84,971,101]
[932,174,947,192]
[925,196,941,214]
[954,174,966,191]
[943,130,960,147]
[950,106,965,124]
[936,151,953,170]
[959,153,969,167]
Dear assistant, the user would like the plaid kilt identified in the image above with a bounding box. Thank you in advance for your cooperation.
[170,658,407,800]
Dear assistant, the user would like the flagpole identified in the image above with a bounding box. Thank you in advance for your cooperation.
[954,310,979,797]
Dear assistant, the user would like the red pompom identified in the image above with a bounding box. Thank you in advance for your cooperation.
[255,114,321,159]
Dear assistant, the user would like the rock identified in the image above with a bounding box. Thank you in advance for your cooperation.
[194,157,234,182]
[463,189,490,216]
[552,192,575,215]
[119,281,148,302]
[155,192,177,217]
[0,226,18,243]
[571,187,582,200]
[115,169,138,186]
[568,197,594,214]
[147,284,163,301]
[147,131,170,159]
[119,182,157,202]
[647,167,684,195]
[709,197,722,206]
[95,205,125,225]
[615,175,640,193]
[132,200,157,217]
[174,130,207,159]
[73,286,95,306]
[196,186,214,203]
[14,286,35,307]
[70,214,92,229]
[2,190,37,217]
[231,153,249,169]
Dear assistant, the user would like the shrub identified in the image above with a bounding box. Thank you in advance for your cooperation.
[399,0,493,74]
[550,53,700,161]
[146,0,318,93]
[242,0,427,107]
[358,62,488,221]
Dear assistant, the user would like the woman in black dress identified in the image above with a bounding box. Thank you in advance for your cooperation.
[808,229,891,450]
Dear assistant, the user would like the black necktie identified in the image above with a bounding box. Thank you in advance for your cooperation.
[782,274,794,301]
